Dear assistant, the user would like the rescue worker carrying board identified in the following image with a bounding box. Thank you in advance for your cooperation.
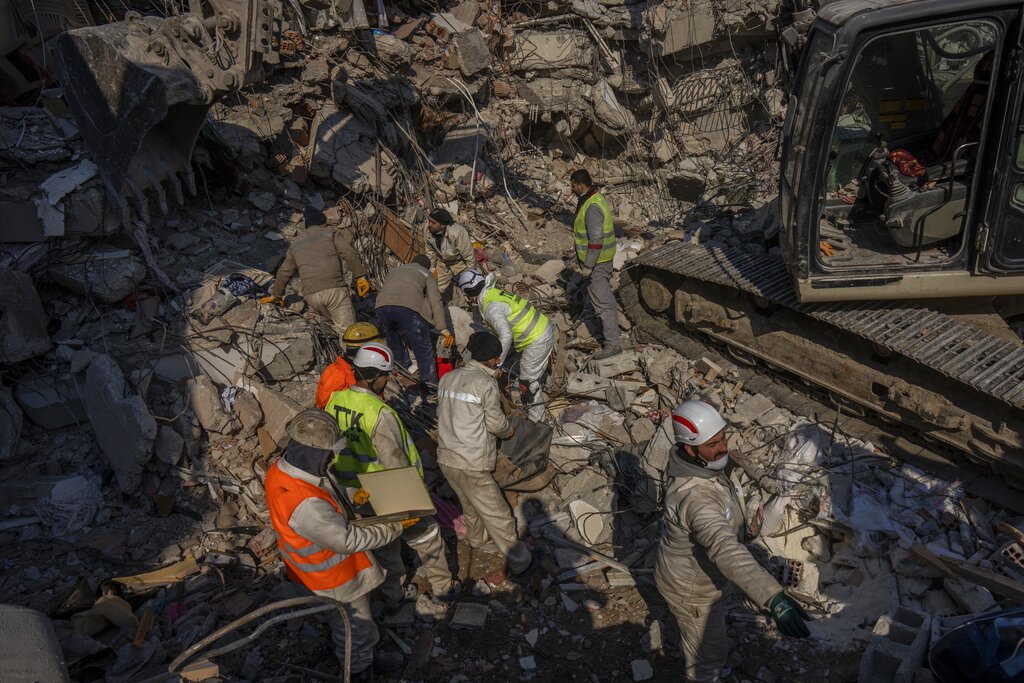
[323,343,461,609]
[267,206,371,344]
[264,409,405,682]
[457,270,553,422]
[655,400,810,682]
[436,331,536,583]
[315,322,384,409]
[568,169,621,360]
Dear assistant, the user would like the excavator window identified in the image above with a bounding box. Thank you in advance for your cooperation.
[816,19,999,272]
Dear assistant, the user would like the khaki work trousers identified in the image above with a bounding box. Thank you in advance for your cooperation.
[660,587,731,683]
[290,583,378,675]
[305,286,356,344]
[440,465,532,573]
[376,517,452,602]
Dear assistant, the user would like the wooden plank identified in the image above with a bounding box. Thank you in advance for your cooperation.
[370,206,422,261]
[913,543,1024,604]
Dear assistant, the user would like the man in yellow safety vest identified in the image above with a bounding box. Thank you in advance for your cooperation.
[323,342,459,610]
[457,270,554,421]
[569,169,621,360]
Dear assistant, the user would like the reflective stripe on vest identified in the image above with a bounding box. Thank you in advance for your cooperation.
[323,389,422,488]
[480,287,550,352]
[573,192,615,264]
[263,461,372,591]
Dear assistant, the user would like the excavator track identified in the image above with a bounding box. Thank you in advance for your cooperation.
[622,240,1024,483]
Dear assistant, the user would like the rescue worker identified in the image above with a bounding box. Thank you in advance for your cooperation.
[374,255,454,392]
[457,270,553,421]
[269,206,371,343]
[422,208,475,302]
[323,343,460,607]
[436,331,535,581]
[655,400,810,682]
[315,322,384,409]
[568,169,621,360]
[264,409,406,681]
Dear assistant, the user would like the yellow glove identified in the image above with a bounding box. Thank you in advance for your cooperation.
[440,329,455,348]
[355,277,370,297]
[401,517,420,528]
[353,488,370,505]
[259,295,284,306]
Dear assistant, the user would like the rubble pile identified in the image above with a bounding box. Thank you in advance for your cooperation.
[1,0,1022,679]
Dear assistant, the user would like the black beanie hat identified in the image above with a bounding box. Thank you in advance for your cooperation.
[304,206,327,228]
[467,331,502,362]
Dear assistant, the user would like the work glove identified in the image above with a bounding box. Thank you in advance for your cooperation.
[353,488,370,505]
[259,295,284,306]
[440,329,455,348]
[768,592,811,638]
[355,277,371,298]
[401,517,421,529]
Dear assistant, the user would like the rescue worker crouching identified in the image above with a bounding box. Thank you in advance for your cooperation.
[457,270,554,422]
[268,206,371,345]
[655,400,810,683]
[436,331,536,582]
[323,343,460,609]
[264,409,405,681]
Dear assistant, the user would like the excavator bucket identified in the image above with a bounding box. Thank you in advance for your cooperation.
[53,0,280,227]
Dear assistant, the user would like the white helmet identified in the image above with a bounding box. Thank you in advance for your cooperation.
[672,400,727,446]
[457,269,486,292]
[352,342,395,373]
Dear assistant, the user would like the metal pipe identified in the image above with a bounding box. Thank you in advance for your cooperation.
[161,596,353,682]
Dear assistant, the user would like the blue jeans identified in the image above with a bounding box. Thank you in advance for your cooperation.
[375,305,438,387]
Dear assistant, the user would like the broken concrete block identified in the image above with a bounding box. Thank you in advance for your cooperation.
[154,425,184,466]
[454,29,491,76]
[943,576,996,614]
[641,620,662,652]
[29,474,103,533]
[649,1,716,57]
[591,79,637,133]
[189,377,240,436]
[629,417,656,444]
[260,337,316,382]
[15,373,86,429]
[84,355,157,493]
[533,259,566,283]
[509,30,592,72]
[0,269,50,363]
[49,250,147,304]
[857,607,931,683]
[566,373,611,399]
[243,381,302,447]
[732,393,774,428]
[631,659,654,681]
[233,390,263,439]
[592,350,641,379]
[450,602,488,629]
[309,107,395,196]
[0,386,23,460]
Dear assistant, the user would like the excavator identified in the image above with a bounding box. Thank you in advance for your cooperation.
[624,0,1024,482]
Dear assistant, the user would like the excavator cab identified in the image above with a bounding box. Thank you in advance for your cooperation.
[780,0,1024,302]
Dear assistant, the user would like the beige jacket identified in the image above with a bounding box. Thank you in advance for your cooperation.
[276,458,403,602]
[436,360,513,471]
[423,223,475,278]
[374,262,447,331]
[271,226,365,298]
[654,449,781,609]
